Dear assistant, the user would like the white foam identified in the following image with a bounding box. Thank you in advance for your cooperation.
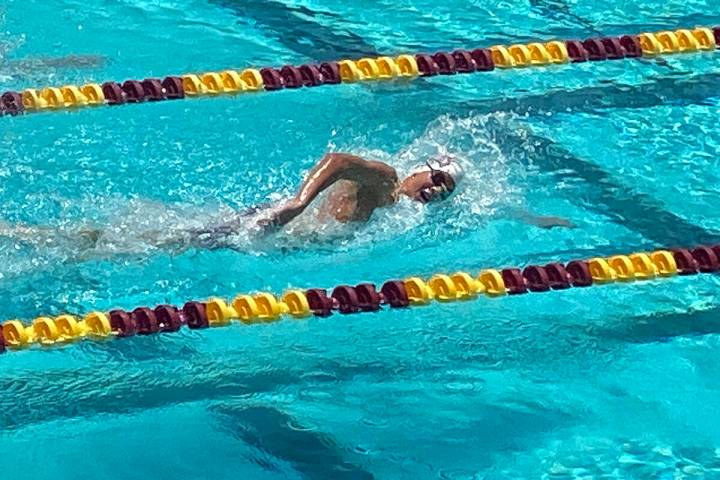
[0,111,532,263]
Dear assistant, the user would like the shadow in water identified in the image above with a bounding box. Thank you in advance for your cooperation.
[591,303,720,345]
[212,403,374,479]
[211,0,378,61]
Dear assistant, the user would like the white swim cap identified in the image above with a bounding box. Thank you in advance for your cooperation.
[411,154,465,186]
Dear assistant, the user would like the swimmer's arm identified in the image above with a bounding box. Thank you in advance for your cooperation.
[296,153,396,206]
[262,153,396,229]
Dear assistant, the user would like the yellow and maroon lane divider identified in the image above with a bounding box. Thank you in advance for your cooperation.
[1,27,718,117]
[1,244,719,354]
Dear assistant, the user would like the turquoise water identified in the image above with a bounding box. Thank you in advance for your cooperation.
[3,0,720,478]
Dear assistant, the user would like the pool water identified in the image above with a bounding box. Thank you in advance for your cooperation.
[3,0,720,478]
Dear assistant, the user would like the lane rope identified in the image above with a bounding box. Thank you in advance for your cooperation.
[1,244,718,353]
[1,27,718,116]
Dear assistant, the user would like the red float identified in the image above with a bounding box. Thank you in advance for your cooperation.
[691,246,719,273]
[141,78,166,101]
[101,82,125,105]
[279,65,304,88]
[305,289,333,317]
[331,286,361,314]
[183,301,208,329]
[415,54,440,76]
[260,67,284,91]
[154,305,182,332]
[109,309,137,337]
[522,265,551,292]
[469,48,494,71]
[132,307,160,334]
[619,35,642,57]
[432,52,456,74]
[161,76,184,99]
[544,263,571,289]
[501,268,528,294]
[672,249,699,275]
[451,50,476,73]
[565,40,589,62]
[566,260,593,287]
[355,283,382,311]
[380,280,409,308]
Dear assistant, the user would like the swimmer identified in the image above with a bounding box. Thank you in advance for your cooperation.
[253,152,574,232]
[0,152,573,254]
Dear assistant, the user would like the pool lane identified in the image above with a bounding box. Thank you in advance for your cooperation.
[210,0,379,61]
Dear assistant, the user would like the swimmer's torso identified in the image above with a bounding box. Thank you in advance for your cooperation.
[319,178,396,222]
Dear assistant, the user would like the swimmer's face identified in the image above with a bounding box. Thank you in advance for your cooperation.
[401,171,456,203]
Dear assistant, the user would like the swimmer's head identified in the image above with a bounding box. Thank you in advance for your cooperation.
[397,154,465,204]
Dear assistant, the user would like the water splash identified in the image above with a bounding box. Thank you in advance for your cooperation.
[315,111,527,249]
[0,112,532,267]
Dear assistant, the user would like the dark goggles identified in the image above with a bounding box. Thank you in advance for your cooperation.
[418,170,456,203]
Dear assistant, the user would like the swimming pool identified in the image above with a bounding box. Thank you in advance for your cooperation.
[3,0,720,477]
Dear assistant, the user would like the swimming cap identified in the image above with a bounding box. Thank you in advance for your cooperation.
[411,154,465,185]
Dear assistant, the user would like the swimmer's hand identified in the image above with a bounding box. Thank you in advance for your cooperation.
[255,199,306,234]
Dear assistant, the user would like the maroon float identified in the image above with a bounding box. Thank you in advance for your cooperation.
[141,78,165,101]
[600,37,625,59]
[544,263,572,289]
[566,260,593,287]
[451,50,476,73]
[432,52,456,74]
[154,305,182,332]
[712,244,720,261]
[501,268,528,294]
[619,35,642,57]
[1,91,23,115]
[306,289,333,317]
[691,246,719,272]
[522,265,551,292]
[672,248,699,275]
[161,76,184,99]
[183,301,208,329]
[582,38,608,61]
[109,309,137,337]
[566,40,589,62]
[260,68,284,91]
[331,286,361,314]
[279,65,304,88]
[121,80,145,102]
[355,283,382,311]
[132,307,160,334]
[470,49,495,71]
[299,64,323,86]
[102,82,125,105]
[319,62,341,84]
[415,54,440,76]
[380,280,409,308]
